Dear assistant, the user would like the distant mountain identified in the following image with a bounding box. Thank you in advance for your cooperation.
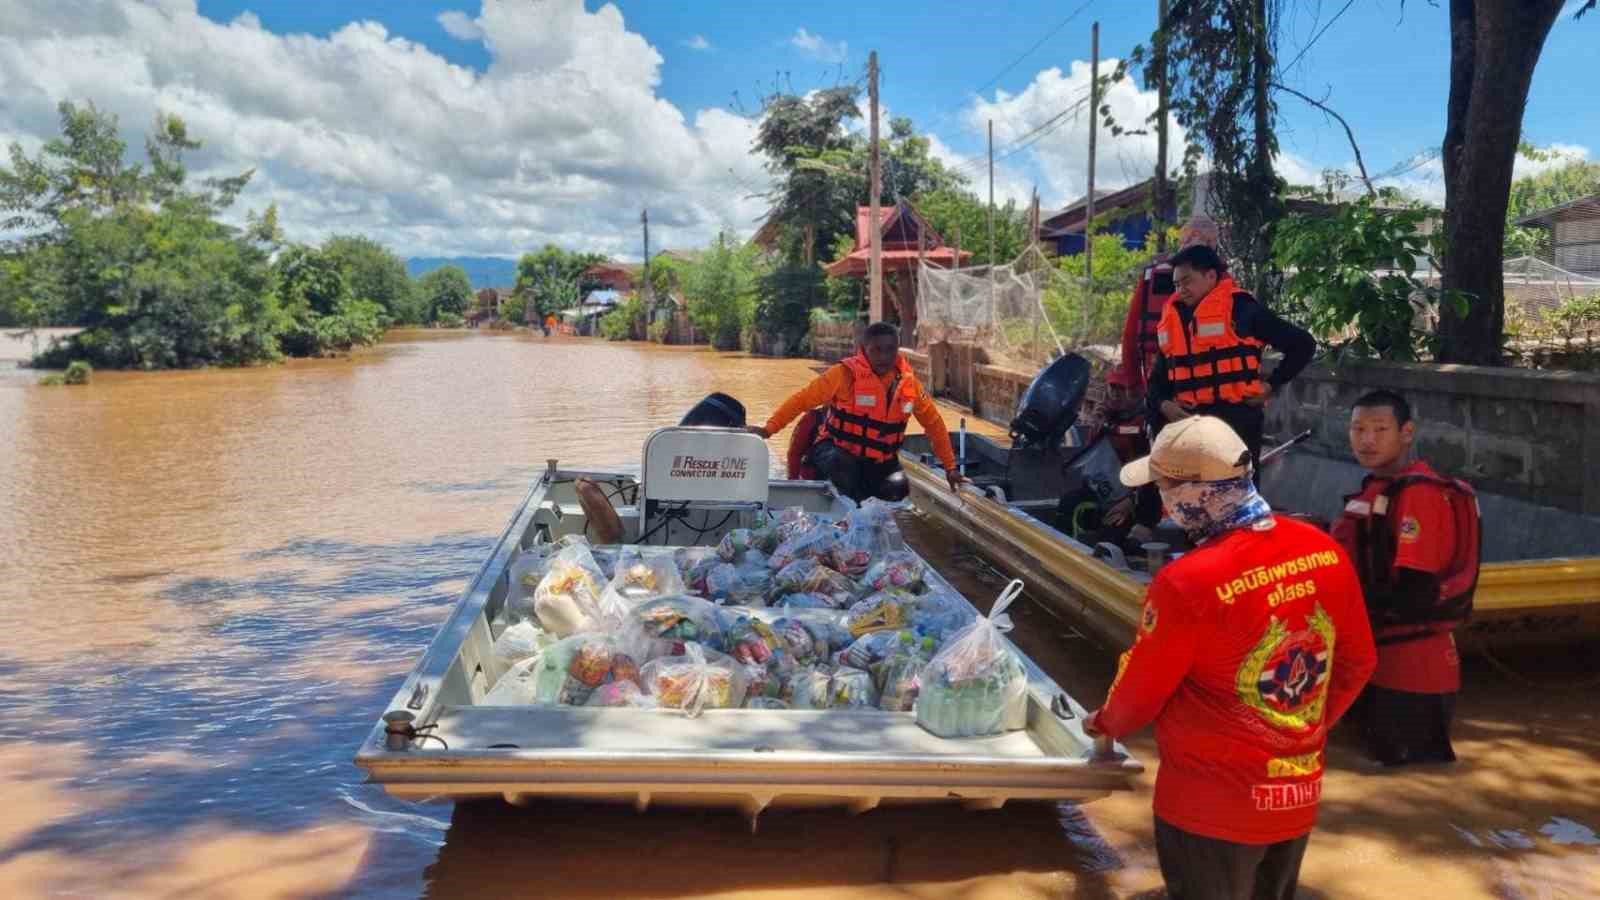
[406,256,518,289]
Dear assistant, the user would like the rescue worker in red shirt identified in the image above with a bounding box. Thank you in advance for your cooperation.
[1114,216,1220,391]
[1147,244,1316,471]
[749,322,966,501]
[1083,416,1376,900]
[1332,390,1480,767]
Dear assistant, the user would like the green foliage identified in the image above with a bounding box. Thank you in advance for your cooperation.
[63,360,92,384]
[38,373,66,386]
[684,234,760,350]
[754,263,827,354]
[500,291,528,326]
[271,244,385,356]
[417,265,472,323]
[1041,234,1152,347]
[648,317,670,343]
[513,245,607,319]
[598,293,645,341]
[1503,157,1600,255]
[1272,196,1462,361]
[321,234,420,323]
[433,311,465,329]
[913,187,1029,267]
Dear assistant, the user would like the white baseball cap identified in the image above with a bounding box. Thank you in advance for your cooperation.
[1120,416,1252,486]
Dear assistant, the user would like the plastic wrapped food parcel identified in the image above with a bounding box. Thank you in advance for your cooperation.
[484,503,1023,737]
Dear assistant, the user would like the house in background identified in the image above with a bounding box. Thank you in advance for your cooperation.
[823,200,970,343]
[582,262,638,292]
[1517,194,1600,278]
[1041,178,1162,256]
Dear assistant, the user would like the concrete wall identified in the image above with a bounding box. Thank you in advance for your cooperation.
[1267,359,1600,514]
[975,364,1034,425]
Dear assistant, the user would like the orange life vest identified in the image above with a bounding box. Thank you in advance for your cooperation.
[817,353,919,463]
[1156,276,1266,406]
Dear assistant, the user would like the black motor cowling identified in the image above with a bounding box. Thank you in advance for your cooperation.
[1008,353,1091,449]
[679,392,747,428]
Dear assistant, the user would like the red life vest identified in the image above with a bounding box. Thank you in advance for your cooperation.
[787,408,824,479]
[1156,277,1266,406]
[1133,262,1176,382]
[1105,412,1150,465]
[1332,467,1482,645]
[817,353,918,463]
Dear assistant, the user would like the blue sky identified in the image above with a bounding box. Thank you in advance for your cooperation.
[3,1,1591,259]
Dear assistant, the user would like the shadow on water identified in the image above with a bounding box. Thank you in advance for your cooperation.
[0,531,497,896]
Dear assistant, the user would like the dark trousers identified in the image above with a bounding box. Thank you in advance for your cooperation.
[1154,817,1309,900]
[806,439,900,503]
[1357,686,1457,766]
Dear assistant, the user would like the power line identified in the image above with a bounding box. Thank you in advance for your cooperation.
[1279,0,1357,75]
[972,0,1099,98]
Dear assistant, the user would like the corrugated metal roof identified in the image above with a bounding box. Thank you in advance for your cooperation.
[1516,193,1600,227]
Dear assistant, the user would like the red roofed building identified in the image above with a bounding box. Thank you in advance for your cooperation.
[824,200,968,344]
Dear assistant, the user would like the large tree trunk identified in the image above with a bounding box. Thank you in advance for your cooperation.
[1437,0,1565,364]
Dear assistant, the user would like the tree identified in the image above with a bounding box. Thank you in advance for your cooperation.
[913,187,1029,267]
[1435,1,1592,364]
[271,244,385,356]
[322,234,420,323]
[1,101,290,368]
[417,265,472,323]
[684,233,759,350]
[1503,154,1600,256]
[512,244,605,319]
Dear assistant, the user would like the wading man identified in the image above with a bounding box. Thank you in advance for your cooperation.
[1084,416,1375,900]
[1147,245,1316,469]
[1332,390,1480,767]
[749,322,964,502]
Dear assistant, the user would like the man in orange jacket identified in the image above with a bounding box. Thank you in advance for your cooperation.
[1114,216,1220,391]
[1148,244,1316,471]
[1084,416,1376,900]
[749,322,965,501]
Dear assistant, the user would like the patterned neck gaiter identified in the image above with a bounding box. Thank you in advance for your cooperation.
[1159,474,1272,543]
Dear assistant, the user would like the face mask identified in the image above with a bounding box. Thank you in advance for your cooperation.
[1159,475,1271,542]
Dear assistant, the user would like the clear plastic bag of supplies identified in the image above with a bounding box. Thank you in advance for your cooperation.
[532,539,607,637]
[845,589,917,638]
[909,588,978,642]
[502,548,557,625]
[772,506,822,545]
[770,610,854,665]
[835,628,912,670]
[828,666,880,709]
[916,579,1029,738]
[860,551,925,593]
[642,643,748,716]
[596,547,686,630]
[724,612,783,666]
[716,526,780,562]
[620,594,728,661]
[741,660,787,704]
[482,633,639,707]
[584,679,656,708]
[704,556,772,606]
[768,522,843,570]
[830,499,907,576]
[873,632,936,712]
[770,558,859,604]
[782,664,835,709]
[492,619,553,667]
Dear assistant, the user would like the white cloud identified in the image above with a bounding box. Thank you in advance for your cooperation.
[683,34,711,52]
[436,9,484,41]
[790,28,848,64]
[0,0,774,259]
[964,61,1183,208]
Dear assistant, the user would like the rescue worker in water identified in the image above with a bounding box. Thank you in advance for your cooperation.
[1332,390,1481,767]
[748,322,966,501]
[1084,416,1375,900]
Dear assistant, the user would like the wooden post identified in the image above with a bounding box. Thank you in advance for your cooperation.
[868,50,883,322]
[987,119,995,266]
[641,208,651,305]
[1154,0,1170,253]
[1086,22,1099,284]
[913,215,926,345]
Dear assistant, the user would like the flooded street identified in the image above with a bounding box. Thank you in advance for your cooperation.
[2,331,1597,898]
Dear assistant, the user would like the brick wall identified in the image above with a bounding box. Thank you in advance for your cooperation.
[975,364,1035,425]
[1268,360,1600,514]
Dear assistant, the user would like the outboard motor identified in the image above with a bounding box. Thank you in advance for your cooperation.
[679,392,746,428]
[1008,354,1091,450]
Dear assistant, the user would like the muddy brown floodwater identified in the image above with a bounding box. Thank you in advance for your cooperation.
[1,331,1596,898]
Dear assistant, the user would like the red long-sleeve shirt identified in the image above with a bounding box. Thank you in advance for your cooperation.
[1090,515,1376,844]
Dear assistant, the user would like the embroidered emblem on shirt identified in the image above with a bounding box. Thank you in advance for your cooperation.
[1398,516,1421,543]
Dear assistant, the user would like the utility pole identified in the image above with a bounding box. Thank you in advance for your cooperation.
[1154,0,1171,253]
[953,223,961,271]
[641,208,652,307]
[1086,22,1099,283]
[868,50,883,322]
[987,119,995,267]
